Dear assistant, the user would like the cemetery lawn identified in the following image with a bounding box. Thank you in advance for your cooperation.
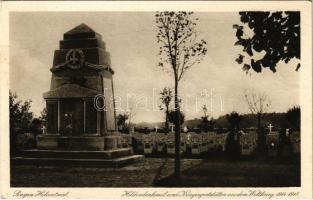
[11,157,300,187]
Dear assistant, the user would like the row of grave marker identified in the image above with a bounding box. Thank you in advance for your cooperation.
[126,132,229,155]
[119,129,300,156]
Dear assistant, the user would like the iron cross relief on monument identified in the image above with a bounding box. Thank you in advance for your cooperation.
[66,49,85,70]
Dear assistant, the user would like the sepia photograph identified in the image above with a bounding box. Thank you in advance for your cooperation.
[0,1,312,199]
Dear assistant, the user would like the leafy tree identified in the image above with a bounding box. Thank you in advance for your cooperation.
[28,118,42,148]
[226,111,242,130]
[30,118,42,135]
[159,87,173,131]
[116,113,129,131]
[10,91,33,132]
[233,12,300,73]
[226,111,242,158]
[9,91,33,155]
[286,106,300,131]
[155,11,207,178]
[168,110,185,126]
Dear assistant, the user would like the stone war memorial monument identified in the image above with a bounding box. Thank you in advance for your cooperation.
[14,24,143,167]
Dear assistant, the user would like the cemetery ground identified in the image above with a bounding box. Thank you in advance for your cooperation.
[11,156,300,187]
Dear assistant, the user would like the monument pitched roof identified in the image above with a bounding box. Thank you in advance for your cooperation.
[65,23,95,35]
[63,23,101,40]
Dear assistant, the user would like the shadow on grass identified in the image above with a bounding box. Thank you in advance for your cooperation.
[152,158,169,185]
[153,156,301,187]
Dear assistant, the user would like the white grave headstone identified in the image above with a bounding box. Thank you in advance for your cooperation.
[180,133,187,153]
[133,132,143,152]
[143,134,155,154]
[215,133,228,152]
[239,132,256,155]
[121,134,130,148]
[266,131,279,156]
[169,123,175,133]
[190,133,201,154]
[156,133,166,153]
[166,133,175,154]
[130,126,135,134]
[206,132,216,151]
[200,133,208,153]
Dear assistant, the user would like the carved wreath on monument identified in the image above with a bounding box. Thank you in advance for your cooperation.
[65,49,85,70]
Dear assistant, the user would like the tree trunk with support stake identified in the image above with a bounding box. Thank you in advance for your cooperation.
[174,81,181,179]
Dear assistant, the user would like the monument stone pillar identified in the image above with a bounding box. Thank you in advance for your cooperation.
[37,23,121,151]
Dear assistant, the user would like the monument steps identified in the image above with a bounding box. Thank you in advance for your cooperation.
[21,148,133,159]
[11,155,144,168]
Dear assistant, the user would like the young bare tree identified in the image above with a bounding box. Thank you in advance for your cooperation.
[244,91,271,148]
[159,87,173,131]
[126,106,137,130]
[155,11,207,179]
[200,105,210,131]
[202,104,208,118]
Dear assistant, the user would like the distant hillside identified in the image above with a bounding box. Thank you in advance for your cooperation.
[214,113,287,129]
[134,112,289,129]
[135,121,163,129]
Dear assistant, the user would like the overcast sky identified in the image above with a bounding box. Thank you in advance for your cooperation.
[10,12,300,123]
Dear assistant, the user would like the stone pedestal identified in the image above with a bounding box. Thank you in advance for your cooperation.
[28,134,143,168]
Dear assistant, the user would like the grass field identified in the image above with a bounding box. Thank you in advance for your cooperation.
[11,157,300,187]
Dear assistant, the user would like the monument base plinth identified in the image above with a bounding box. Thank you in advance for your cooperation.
[37,135,123,151]
[20,148,133,159]
[11,154,144,168]
[12,134,144,168]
